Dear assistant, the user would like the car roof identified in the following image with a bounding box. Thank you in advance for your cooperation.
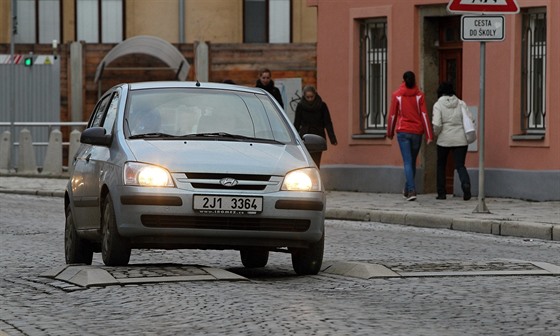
[126,81,266,95]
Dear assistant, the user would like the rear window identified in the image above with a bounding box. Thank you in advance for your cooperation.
[125,88,294,143]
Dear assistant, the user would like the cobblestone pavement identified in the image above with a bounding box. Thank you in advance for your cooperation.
[1,193,560,335]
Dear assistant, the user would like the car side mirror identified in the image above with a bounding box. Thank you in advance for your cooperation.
[80,127,112,146]
[302,134,327,153]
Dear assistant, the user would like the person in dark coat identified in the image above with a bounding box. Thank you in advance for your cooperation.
[294,85,338,167]
[256,68,284,108]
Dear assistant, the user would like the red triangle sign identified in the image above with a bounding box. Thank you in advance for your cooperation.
[448,0,520,14]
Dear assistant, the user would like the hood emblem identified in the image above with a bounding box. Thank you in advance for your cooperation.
[220,177,238,187]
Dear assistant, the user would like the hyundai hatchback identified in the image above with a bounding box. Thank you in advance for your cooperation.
[65,81,327,275]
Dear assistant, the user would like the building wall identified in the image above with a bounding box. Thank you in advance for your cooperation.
[311,0,559,200]
[127,0,180,42]
[186,0,243,43]
[0,1,9,43]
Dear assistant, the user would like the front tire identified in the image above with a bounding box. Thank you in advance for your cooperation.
[64,207,93,265]
[291,233,324,275]
[101,194,131,266]
[240,248,269,268]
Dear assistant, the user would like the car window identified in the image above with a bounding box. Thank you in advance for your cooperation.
[89,94,112,128]
[102,92,119,135]
[126,88,294,143]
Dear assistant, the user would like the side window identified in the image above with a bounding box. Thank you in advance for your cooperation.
[243,0,291,43]
[102,92,120,135]
[359,18,388,134]
[15,0,61,43]
[89,94,111,128]
[520,8,547,135]
[76,0,124,43]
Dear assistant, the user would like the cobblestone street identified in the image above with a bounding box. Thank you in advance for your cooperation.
[1,194,559,335]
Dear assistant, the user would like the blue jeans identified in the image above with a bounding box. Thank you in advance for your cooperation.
[397,132,422,193]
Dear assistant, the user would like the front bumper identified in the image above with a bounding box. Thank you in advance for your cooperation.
[111,185,325,250]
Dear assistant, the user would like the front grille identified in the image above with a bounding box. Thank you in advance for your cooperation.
[141,215,310,232]
[186,173,271,181]
[183,172,274,191]
[190,183,265,191]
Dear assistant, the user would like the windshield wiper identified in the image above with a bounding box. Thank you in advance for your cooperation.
[184,132,284,144]
[129,132,176,139]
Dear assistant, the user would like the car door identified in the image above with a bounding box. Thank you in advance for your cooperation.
[71,90,119,229]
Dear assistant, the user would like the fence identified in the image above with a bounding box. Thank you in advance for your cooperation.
[0,121,87,175]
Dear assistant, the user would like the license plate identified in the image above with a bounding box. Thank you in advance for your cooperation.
[193,195,263,214]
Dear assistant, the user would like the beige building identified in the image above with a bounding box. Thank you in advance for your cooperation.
[0,0,316,44]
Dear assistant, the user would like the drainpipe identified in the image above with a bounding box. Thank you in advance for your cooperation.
[179,0,185,43]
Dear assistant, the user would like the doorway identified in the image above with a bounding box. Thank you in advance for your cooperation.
[438,16,463,194]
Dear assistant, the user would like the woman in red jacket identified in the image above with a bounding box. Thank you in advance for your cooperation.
[387,71,433,201]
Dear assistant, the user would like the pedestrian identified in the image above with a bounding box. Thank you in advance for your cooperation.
[294,85,337,168]
[256,68,284,108]
[432,81,473,200]
[386,71,433,201]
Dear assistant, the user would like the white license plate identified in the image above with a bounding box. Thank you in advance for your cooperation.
[193,195,263,214]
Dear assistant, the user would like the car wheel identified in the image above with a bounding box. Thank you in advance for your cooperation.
[64,207,93,265]
[291,233,324,275]
[101,194,131,266]
[240,248,269,268]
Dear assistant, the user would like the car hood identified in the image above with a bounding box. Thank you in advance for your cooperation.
[126,139,310,174]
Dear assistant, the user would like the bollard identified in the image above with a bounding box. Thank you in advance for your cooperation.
[18,129,38,174]
[42,129,63,175]
[0,131,11,173]
[67,130,81,175]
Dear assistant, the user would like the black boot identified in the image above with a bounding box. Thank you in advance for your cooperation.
[462,184,471,201]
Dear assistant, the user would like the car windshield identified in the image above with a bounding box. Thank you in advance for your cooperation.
[125,88,294,143]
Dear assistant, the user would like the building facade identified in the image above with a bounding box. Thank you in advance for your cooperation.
[309,0,559,201]
[1,0,558,201]
[0,0,317,44]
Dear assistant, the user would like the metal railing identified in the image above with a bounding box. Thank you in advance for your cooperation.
[0,121,87,147]
[0,122,88,172]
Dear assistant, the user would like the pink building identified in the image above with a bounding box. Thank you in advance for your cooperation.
[309,0,559,201]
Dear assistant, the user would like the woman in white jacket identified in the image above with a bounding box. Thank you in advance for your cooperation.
[432,82,473,200]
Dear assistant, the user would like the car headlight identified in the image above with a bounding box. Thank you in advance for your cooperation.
[124,162,174,187]
[281,168,322,191]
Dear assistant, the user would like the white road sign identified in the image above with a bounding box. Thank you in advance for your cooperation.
[461,15,505,41]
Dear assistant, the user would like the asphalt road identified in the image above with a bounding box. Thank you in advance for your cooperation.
[1,193,559,335]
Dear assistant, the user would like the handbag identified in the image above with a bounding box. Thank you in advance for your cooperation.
[461,104,477,144]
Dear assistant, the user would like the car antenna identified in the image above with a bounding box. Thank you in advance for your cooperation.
[196,80,200,87]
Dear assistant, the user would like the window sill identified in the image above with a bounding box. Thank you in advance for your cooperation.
[352,133,386,140]
[511,134,545,141]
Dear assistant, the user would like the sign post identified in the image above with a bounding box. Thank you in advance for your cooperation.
[448,0,519,214]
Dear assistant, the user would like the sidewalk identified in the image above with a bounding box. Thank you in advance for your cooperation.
[1,175,558,241]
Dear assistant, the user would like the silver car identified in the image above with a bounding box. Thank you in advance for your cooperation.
[65,81,327,275]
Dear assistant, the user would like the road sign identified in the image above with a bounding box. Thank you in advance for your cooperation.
[461,16,505,41]
[448,0,520,14]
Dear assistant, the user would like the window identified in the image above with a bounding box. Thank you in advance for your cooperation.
[521,9,546,133]
[14,0,61,44]
[103,92,119,134]
[359,19,388,134]
[243,0,291,43]
[76,0,123,43]
[89,94,111,128]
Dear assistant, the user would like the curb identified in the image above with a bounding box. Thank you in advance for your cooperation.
[0,188,555,241]
[0,189,65,198]
[325,209,557,241]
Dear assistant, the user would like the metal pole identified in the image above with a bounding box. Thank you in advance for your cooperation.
[474,41,490,213]
[179,0,185,43]
[9,0,17,171]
